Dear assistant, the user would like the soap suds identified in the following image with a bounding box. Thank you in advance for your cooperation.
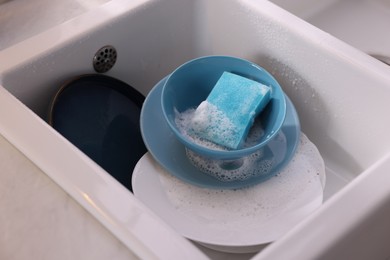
[175,106,265,151]
[158,132,325,231]
[175,107,267,181]
[186,148,273,182]
[191,101,239,149]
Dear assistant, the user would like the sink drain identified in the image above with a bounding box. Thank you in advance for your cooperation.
[93,45,117,73]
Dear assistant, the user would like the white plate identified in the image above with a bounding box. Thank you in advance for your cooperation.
[132,133,325,253]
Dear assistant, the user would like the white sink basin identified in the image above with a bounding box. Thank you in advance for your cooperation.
[271,0,390,60]
[0,0,111,51]
[1,0,390,259]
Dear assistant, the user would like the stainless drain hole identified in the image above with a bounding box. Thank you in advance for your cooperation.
[93,45,117,73]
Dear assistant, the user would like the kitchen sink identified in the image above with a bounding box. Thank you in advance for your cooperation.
[271,0,390,60]
[0,0,111,50]
[1,0,390,259]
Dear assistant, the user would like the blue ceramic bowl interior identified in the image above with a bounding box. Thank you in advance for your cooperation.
[161,56,286,160]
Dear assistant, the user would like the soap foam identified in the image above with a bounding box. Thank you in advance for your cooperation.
[158,133,325,232]
[175,108,266,181]
[175,107,265,151]
[191,101,239,148]
[186,148,273,182]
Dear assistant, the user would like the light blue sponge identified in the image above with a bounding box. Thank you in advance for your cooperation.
[191,71,271,149]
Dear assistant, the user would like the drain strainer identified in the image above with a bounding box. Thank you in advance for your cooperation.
[93,45,117,73]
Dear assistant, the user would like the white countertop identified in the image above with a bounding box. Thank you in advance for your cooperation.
[0,134,138,259]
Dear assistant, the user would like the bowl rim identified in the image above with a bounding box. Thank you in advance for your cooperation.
[161,55,287,159]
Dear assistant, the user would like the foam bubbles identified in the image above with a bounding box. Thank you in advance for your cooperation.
[175,107,270,181]
[186,148,273,182]
[175,107,226,151]
[191,101,239,148]
[158,133,325,233]
[175,107,269,181]
[175,107,265,151]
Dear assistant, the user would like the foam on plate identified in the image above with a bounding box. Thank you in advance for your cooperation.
[175,108,275,181]
[158,132,325,232]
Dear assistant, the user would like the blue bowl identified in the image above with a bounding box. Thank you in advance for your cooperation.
[161,56,286,160]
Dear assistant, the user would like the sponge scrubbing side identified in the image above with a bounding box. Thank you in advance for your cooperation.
[191,71,271,149]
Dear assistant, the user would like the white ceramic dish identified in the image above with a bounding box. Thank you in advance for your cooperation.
[133,131,325,253]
